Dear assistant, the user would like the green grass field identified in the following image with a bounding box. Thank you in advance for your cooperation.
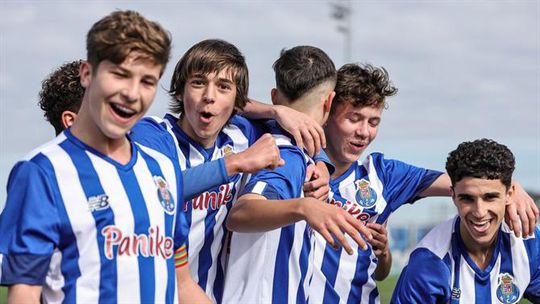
[0,279,534,303]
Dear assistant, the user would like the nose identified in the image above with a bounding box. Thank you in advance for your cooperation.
[472,199,488,218]
[122,80,140,103]
[355,121,369,138]
[202,84,216,104]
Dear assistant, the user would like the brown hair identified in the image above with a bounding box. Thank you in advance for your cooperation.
[333,63,397,112]
[169,39,249,114]
[86,10,171,73]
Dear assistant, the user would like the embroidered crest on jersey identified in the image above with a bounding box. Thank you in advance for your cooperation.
[222,144,234,157]
[355,179,377,208]
[154,176,175,215]
[496,273,520,304]
[87,194,110,212]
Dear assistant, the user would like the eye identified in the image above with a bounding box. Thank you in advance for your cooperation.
[190,79,205,87]
[111,70,127,78]
[218,83,232,91]
[142,78,157,87]
[368,119,380,127]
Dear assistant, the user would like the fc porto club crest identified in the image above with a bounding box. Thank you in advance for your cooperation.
[222,144,234,157]
[355,179,377,208]
[496,273,520,304]
[154,176,175,215]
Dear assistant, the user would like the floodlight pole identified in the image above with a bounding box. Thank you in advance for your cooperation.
[330,0,352,63]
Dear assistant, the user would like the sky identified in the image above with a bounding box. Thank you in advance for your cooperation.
[0,1,539,221]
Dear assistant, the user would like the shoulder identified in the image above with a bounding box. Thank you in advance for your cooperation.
[415,217,456,259]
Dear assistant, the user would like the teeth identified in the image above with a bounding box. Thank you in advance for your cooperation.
[111,103,136,118]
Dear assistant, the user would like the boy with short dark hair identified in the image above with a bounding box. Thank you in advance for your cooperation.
[392,139,540,303]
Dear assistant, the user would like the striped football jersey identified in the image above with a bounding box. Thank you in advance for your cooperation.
[309,153,442,304]
[0,129,186,304]
[222,120,315,304]
[392,217,540,303]
[131,113,259,302]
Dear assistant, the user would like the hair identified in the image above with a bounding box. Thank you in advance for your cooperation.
[38,60,84,135]
[332,63,397,113]
[272,46,336,101]
[168,39,249,114]
[446,138,515,189]
[86,10,171,73]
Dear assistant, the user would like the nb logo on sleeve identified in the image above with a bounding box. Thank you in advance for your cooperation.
[88,194,110,212]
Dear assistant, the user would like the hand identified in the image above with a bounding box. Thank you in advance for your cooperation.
[504,181,539,237]
[225,133,285,175]
[366,222,390,259]
[303,162,330,201]
[274,105,326,157]
[299,198,372,255]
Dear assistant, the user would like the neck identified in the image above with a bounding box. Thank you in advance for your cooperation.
[459,220,498,271]
[70,109,131,165]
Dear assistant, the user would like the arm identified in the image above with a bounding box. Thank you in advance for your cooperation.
[181,133,284,200]
[391,248,450,303]
[418,173,452,197]
[176,264,212,304]
[226,193,372,255]
[8,285,42,304]
[240,99,325,157]
[367,222,392,280]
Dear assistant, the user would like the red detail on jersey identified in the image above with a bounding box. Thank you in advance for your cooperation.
[102,225,174,260]
[328,196,372,224]
[184,182,234,211]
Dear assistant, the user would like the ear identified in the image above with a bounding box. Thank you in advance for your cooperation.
[61,110,78,129]
[324,90,335,113]
[271,88,278,105]
[79,61,92,88]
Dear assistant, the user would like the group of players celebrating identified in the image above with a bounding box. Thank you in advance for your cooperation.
[0,9,539,304]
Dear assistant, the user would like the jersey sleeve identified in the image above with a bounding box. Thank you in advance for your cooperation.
[230,115,261,145]
[130,116,178,160]
[374,153,443,209]
[313,149,335,175]
[182,158,229,201]
[240,146,306,200]
[391,248,451,303]
[524,227,540,302]
[0,160,60,286]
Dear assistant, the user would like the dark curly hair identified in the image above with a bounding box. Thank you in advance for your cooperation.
[38,60,84,135]
[446,138,515,189]
[273,45,336,101]
[332,63,397,112]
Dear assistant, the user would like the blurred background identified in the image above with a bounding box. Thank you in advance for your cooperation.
[1,1,538,302]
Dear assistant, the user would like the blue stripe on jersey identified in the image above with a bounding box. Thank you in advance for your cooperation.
[60,140,117,303]
[321,245,341,304]
[296,227,312,303]
[118,167,154,304]
[347,249,372,304]
[273,225,295,303]
[367,287,379,304]
[139,149,176,304]
[33,153,80,303]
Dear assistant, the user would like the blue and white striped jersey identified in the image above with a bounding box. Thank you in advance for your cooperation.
[392,217,540,304]
[131,113,259,302]
[222,120,315,304]
[0,129,186,304]
[309,153,442,304]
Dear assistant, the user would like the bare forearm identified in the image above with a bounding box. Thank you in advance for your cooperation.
[227,195,306,232]
[419,173,452,197]
[238,99,277,120]
[8,284,42,304]
[176,267,211,304]
[373,249,392,281]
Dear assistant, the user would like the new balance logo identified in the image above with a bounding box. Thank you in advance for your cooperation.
[88,194,110,212]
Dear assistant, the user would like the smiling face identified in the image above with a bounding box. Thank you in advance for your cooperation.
[453,177,512,251]
[178,68,237,148]
[77,54,161,145]
[324,102,383,177]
